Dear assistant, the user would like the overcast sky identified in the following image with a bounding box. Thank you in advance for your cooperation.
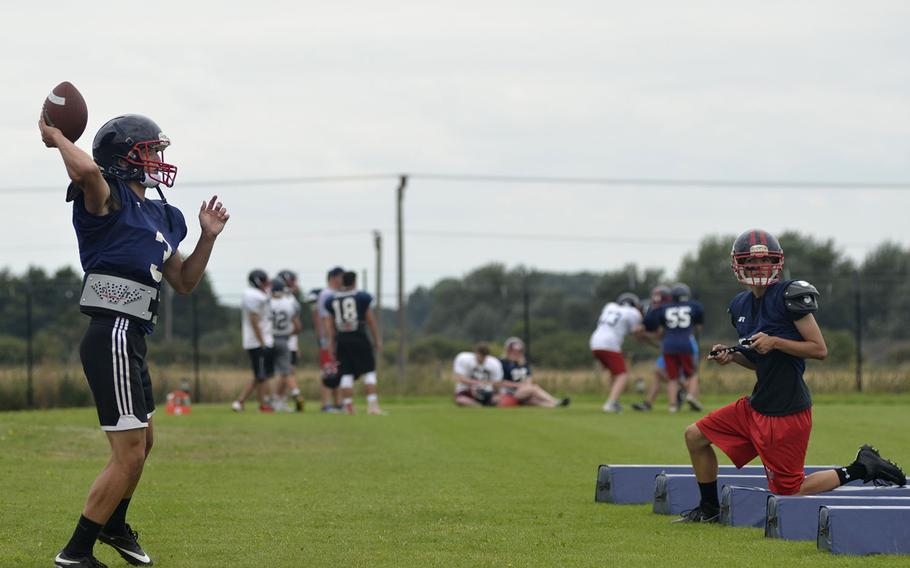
[3,1,908,304]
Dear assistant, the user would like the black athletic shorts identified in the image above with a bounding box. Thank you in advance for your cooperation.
[81,316,154,431]
[336,333,376,378]
[248,347,275,382]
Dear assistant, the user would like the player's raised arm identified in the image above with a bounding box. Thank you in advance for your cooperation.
[163,196,229,294]
[39,114,109,214]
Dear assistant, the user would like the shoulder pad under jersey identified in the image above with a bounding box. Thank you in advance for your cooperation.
[784,280,819,314]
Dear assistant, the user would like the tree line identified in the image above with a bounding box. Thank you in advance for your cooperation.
[0,231,908,368]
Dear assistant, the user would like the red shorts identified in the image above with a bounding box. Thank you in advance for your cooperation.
[592,350,626,375]
[319,348,334,367]
[498,393,521,408]
[664,353,695,379]
[696,397,812,495]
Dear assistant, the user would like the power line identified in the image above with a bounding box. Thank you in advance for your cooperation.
[407,173,910,191]
[5,172,910,194]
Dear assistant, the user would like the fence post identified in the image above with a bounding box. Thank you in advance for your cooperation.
[523,275,531,361]
[854,271,863,392]
[192,292,201,401]
[25,282,34,408]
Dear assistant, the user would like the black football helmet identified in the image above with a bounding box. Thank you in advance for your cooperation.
[270,278,286,293]
[92,114,177,187]
[650,285,672,308]
[616,292,641,308]
[277,270,298,289]
[670,283,691,302]
[731,229,784,286]
[248,269,269,288]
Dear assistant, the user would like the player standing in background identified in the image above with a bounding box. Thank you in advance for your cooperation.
[498,337,569,408]
[633,285,700,412]
[270,278,303,412]
[232,270,275,413]
[644,283,705,412]
[678,229,905,523]
[316,267,344,412]
[277,270,304,397]
[324,271,384,415]
[41,113,229,568]
[452,343,504,407]
[589,292,647,413]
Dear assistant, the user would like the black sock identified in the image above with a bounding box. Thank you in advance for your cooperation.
[63,515,103,557]
[103,498,131,535]
[835,463,866,486]
[698,480,719,511]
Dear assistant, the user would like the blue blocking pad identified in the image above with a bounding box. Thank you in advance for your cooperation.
[818,506,910,555]
[654,474,768,515]
[766,490,910,541]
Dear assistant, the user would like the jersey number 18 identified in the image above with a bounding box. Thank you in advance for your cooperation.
[332,297,359,331]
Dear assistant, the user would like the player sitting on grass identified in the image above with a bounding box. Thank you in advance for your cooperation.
[453,343,503,407]
[498,337,570,408]
[676,229,906,524]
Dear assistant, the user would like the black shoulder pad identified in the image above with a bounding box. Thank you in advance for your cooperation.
[784,280,819,314]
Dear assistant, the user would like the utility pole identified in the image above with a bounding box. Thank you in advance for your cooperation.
[396,175,408,384]
[374,230,382,331]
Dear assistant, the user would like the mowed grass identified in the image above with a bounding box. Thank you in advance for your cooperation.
[2,395,910,567]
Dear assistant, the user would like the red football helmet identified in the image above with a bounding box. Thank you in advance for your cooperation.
[649,285,672,308]
[731,229,784,286]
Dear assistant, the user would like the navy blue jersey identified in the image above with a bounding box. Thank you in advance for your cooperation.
[72,178,187,333]
[728,279,813,416]
[325,290,373,336]
[644,300,704,354]
[501,359,532,383]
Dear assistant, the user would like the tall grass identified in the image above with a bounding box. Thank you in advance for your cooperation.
[0,360,908,411]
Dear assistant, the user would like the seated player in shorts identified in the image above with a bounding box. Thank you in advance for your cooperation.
[232,270,276,412]
[677,229,906,523]
[498,337,569,408]
[269,278,303,412]
[589,292,648,413]
[644,283,705,412]
[324,271,383,415]
[453,343,503,407]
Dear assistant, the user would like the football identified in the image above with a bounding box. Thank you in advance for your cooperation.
[42,81,88,142]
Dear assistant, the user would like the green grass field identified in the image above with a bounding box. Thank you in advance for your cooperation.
[2,395,910,567]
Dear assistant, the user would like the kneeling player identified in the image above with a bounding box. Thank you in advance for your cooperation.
[324,271,383,415]
[677,229,906,523]
[498,337,569,408]
[453,343,503,407]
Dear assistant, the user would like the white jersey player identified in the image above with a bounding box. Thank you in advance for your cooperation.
[452,343,504,407]
[589,292,646,413]
[270,279,303,411]
[233,270,276,412]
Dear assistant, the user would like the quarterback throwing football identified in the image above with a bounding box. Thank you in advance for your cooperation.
[41,113,229,566]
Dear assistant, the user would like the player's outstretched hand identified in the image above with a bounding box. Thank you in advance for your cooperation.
[38,112,63,148]
[200,195,230,238]
[707,344,734,365]
[748,332,777,354]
